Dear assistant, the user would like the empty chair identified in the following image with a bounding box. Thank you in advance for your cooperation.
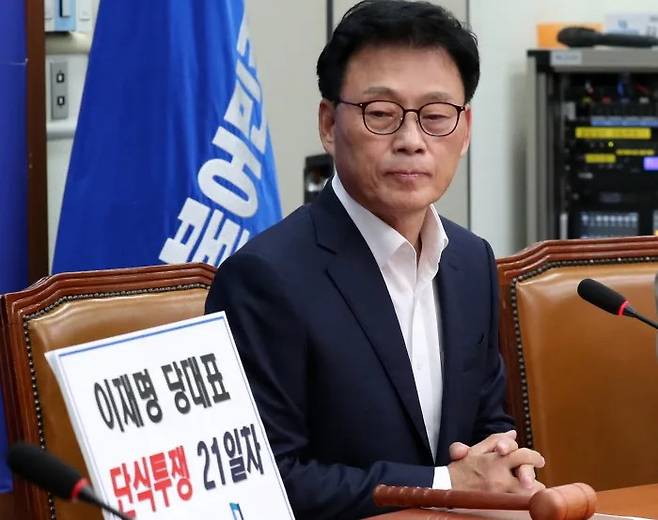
[497,236,658,491]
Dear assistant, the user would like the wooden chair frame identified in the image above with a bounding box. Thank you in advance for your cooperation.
[0,262,216,519]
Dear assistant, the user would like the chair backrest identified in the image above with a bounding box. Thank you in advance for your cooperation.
[0,263,216,520]
[497,236,658,491]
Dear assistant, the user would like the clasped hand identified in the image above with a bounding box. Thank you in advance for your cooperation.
[448,430,545,495]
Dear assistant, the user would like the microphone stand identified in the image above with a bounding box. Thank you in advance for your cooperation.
[78,485,134,520]
[625,307,658,330]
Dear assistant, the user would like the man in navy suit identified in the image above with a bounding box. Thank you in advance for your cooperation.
[206,1,545,518]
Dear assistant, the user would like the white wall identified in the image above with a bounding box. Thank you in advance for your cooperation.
[45,1,98,267]
[45,36,93,267]
[469,0,658,256]
[244,1,326,216]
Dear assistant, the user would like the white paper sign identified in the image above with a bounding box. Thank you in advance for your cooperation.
[46,312,294,520]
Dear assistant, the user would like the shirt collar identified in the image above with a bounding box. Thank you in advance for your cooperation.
[332,175,449,275]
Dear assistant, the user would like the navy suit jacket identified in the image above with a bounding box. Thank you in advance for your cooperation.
[205,184,513,519]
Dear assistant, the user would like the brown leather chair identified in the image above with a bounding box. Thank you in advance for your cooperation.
[497,236,658,491]
[0,263,216,519]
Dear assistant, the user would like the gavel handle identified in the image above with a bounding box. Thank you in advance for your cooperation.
[373,485,530,511]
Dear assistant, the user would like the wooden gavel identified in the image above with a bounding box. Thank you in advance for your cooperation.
[373,483,597,520]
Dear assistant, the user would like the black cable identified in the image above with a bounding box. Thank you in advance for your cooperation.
[326,0,334,43]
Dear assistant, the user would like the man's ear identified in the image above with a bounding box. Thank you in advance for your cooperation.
[459,106,472,157]
[318,98,336,156]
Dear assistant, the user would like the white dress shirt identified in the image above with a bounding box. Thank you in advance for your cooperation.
[332,175,452,489]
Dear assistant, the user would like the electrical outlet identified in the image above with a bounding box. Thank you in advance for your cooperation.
[50,61,68,120]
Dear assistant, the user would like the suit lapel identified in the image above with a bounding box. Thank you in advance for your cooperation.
[311,185,431,457]
[435,242,468,464]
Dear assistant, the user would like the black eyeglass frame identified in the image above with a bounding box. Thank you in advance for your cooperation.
[335,98,467,137]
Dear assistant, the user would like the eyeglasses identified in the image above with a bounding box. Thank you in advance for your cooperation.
[336,98,466,137]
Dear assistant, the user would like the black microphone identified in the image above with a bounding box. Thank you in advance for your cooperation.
[558,27,658,48]
[577,278,658,330]
[7,442,133,520]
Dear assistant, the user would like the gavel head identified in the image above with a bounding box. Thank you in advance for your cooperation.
[528,483,597,520]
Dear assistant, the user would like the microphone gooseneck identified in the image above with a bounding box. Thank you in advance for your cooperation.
[7,442,134,520]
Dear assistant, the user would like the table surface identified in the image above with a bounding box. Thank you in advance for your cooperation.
[597,483,658,518]
[369,483,658,519]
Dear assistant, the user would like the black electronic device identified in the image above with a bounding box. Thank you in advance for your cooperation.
[528,49,658,240]
[560,71,658,238]
[303,153,333,203]
[558,27,658,48]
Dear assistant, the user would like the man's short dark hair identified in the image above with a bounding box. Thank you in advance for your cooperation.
[317,0,480,103]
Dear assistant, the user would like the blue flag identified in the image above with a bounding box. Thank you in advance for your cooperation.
[53,0,281,272]
[0,0,28,492]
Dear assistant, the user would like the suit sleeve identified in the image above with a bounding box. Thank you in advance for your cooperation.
[205,251,433,520]
[472,239,515,442]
